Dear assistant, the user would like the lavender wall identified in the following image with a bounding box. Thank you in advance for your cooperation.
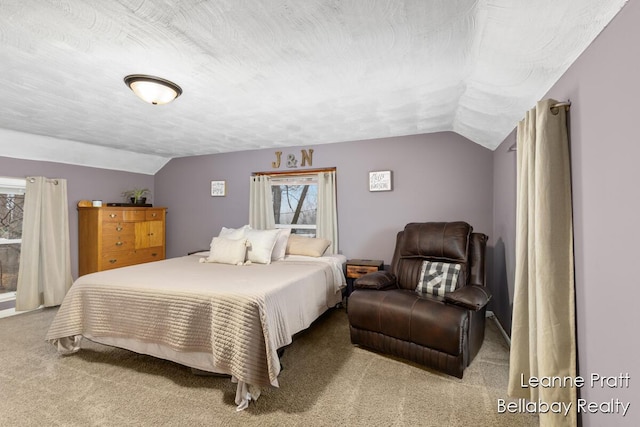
[492,2,639,425]
[154,132,494,266]
[491,129,517,335]
[0,156,154,279]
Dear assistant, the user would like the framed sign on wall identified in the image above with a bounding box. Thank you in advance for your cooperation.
[211,180,226,196]
[369,170,392,192]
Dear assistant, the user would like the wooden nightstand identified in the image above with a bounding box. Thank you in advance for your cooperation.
[345,259,384,298]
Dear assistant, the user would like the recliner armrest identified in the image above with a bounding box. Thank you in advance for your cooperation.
[445,285,492,310]
[354,271,398,290]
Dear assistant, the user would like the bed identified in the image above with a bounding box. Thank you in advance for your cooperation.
[46,249,346,410]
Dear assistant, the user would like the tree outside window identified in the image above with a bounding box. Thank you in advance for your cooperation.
[271,176,318,237]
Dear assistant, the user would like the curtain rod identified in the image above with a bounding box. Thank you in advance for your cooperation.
[508,101,571,152]
[253,167,336,176]
[552,101,571,110]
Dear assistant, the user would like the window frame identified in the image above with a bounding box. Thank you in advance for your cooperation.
[0,177,26,196]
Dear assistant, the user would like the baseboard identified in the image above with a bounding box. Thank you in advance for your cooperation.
[0,292,16,318]
[486,310,511,348]
[0,301,43,319]
[0,291,16,303]
[0,307,17,319]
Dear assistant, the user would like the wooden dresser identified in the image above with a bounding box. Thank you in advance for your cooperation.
[78,206,167,276]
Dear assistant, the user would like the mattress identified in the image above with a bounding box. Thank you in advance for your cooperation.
[46,253,346,410]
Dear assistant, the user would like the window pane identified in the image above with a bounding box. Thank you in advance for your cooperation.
[272,184,317,228]
[0,193,23,293]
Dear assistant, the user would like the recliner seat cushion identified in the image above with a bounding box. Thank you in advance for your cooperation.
[348,289,468,356]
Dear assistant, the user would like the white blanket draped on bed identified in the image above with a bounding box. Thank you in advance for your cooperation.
[46,253,345,410]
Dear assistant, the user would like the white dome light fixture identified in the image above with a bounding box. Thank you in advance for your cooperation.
[124,74,182,105]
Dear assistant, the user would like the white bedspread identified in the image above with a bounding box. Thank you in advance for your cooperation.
[46,253,345,410]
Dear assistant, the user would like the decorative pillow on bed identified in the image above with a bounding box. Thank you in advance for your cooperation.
[218,225,251,240]
[416,260,461,297]
[200,237,249,265]
[271,228,292,261]
[286,234,331,257]
[245,228,281,264]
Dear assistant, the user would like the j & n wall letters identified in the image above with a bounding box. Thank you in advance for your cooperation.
[272,149,313,169]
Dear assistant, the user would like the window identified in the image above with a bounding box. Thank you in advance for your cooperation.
[251,168,337,254]
[271,175,318,237]
[0,177,25,296]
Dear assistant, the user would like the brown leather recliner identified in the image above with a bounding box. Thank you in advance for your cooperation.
[347,222,491,378]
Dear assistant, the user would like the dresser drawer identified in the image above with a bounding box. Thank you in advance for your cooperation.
[133,247,165,263]
[102,210,126,222]
[101,222,135,236]
[102,209,146,222]
[100,251,138,270]
[145,209,164,220]
[102,234,135,252]
[100,248,163,270]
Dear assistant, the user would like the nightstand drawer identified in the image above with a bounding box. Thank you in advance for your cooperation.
[346,265,380,278]
[345,259,384,279]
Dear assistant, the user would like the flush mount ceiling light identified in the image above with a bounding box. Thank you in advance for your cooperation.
[124,74,182,105]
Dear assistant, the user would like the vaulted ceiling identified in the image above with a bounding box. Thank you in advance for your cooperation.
[0,0,628,174]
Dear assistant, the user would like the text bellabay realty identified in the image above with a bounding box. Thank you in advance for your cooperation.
[498,373,631,417]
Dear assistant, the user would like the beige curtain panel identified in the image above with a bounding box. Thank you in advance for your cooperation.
[316,171,338,254]
[507,99,577,426]
[249,175,276,229]
[16,176,73,311]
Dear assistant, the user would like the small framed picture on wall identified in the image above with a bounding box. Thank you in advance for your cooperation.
[211,180,226,197]
[369,170,392,192]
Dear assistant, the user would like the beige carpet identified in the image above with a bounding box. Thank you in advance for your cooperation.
[0,306,537,426]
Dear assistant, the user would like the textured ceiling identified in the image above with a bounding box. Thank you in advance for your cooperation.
[0,0,628,174]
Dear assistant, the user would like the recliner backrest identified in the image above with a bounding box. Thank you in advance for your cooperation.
[390,222,479,291]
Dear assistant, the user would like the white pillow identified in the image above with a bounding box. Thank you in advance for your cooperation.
[200,237,248,265]
[271,228,292,261]
[245,228,281,264]
[218,225,251,240]
[286,234,331,257]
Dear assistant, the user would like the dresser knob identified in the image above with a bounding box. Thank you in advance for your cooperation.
[109,259,117,264]
[115,241,123,246]
[116,226,123,232]
[151,213,157,217]
[109,214,117,218]
[151,253,157,257]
